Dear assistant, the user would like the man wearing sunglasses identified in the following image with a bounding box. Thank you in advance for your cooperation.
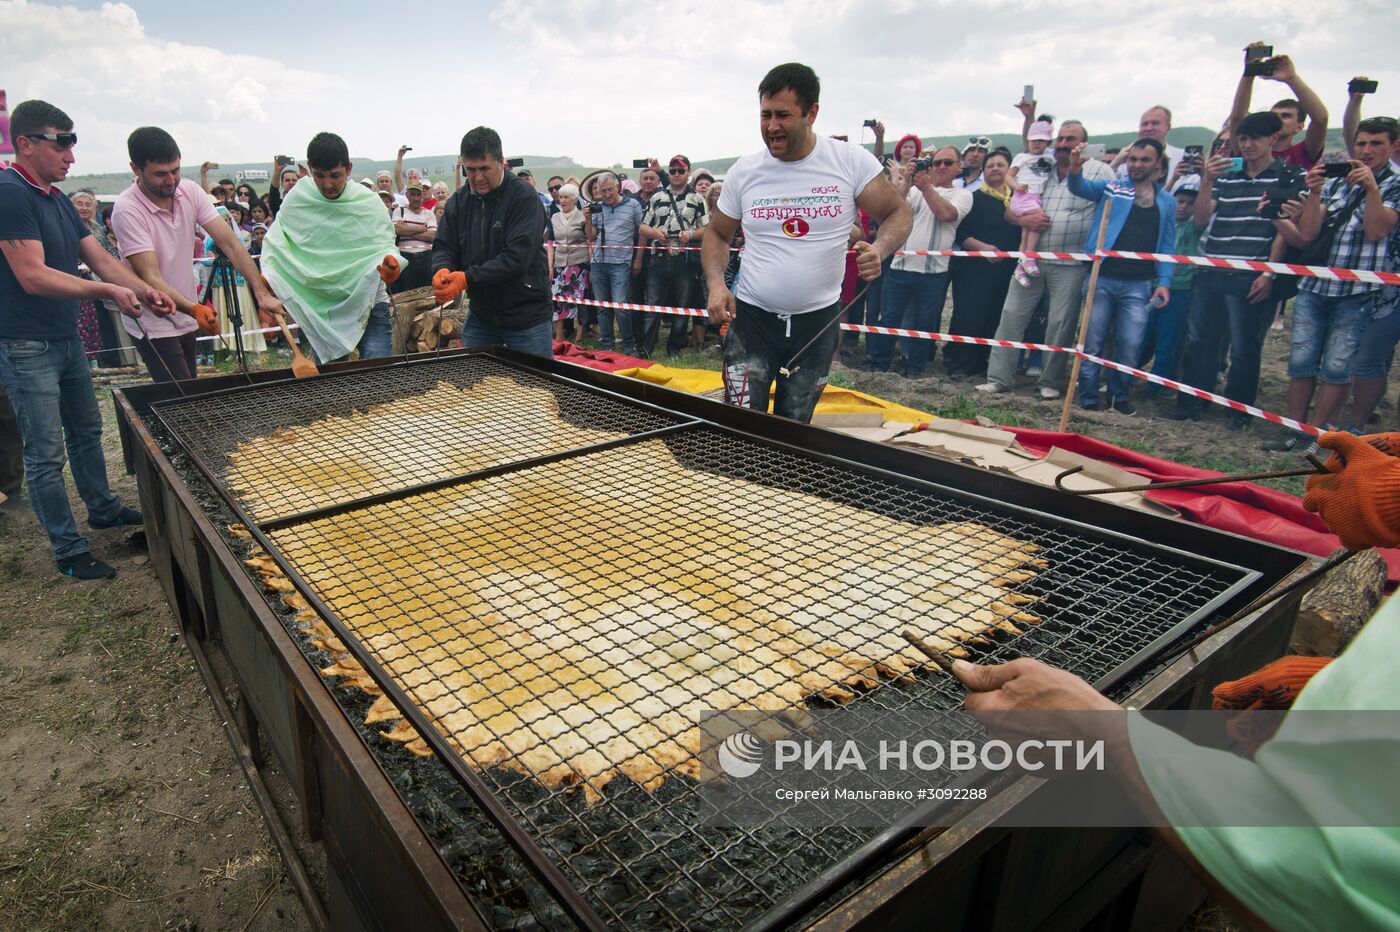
[868,146,973,377]
[637,155,708,357]
[0,99,175,580]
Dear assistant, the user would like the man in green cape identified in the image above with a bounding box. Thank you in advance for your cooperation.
[261,132,406,361]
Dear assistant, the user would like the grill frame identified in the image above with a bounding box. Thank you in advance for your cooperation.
[114,347,1313,932]
[146,349,1266,930]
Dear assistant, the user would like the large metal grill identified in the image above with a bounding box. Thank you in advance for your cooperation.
[151,353,1257,931]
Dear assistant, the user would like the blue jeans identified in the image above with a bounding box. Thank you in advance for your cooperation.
[1143,284,1192,386]
[460,315,554,358]
[867,268,949,374]
[590,262,634,352]
[1078,277,1152,406]
[357,301,393,359]
[0,336,124,560]
[1288,289,1375,384]
[1175,269,1273,414]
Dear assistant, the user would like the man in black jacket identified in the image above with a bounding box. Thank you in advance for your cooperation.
[431,126,553,356]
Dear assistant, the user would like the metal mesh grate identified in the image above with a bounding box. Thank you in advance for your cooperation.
[264,429,1241,930]
[152,355,1252,931]
[152,355,687,522]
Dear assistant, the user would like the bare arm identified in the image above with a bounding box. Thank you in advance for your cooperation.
[203,218,284,317]
[126,251,196,313]
[1228,74,1254,137]
[1015,99,1036,149]
[2,238,118,303]
[857,173,914,263]
[871,120,885,162]
[1342,82,1367,155]
[916,179,959,224]
[1273,58,1329,161]
[394,146,408,193]
[702,209,741,322]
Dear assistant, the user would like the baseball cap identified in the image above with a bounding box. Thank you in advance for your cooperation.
[692,169,715,184]
[358,177,375,188]
[377,189,393,201]
[1027,122,1054,141]
[375,170,392,179]
[252,223,268,232]
[669,154,691,169]
[406,181,424,193]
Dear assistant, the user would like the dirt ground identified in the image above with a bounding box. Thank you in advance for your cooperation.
[4,314,1379,930]
[0,390,306,931]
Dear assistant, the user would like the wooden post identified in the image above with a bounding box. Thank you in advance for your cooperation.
[1057,198,1112,433]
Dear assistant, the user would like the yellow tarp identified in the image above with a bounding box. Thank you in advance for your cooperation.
[613,363,939,426]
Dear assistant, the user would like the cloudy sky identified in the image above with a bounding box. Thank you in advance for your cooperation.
[3,0,1397,174]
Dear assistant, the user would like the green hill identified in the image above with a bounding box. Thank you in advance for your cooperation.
[66,127,1356,196]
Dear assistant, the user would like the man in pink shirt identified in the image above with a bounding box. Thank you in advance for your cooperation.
[111,126,280,382]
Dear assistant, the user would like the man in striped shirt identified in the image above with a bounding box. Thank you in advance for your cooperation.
[1263,118,1400,449]
[1164,111,1304,426]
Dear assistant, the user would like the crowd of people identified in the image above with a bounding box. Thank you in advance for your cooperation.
[12,43,1396,453]
[2,49,1398,574]
[3,57,1400,932]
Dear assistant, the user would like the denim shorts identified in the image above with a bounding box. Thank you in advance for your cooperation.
[1352,300,1400,381]
[1287,289,1375,384]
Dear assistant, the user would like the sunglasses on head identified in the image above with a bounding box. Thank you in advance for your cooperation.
[25,132,78,149]
[668,167,687,175]
[968,136,991,147]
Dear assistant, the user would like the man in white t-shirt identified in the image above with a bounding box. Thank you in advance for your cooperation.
[702,62,910,423]
[391,181,437,292]
[868,146,972,377]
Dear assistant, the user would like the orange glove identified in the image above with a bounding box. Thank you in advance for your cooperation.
[1303,431,1400,551]
[190,303,219,336]
[432,268,467,305]
[377,255,401,285]
[1211,656,1332,712]
[1211,655,1332,753]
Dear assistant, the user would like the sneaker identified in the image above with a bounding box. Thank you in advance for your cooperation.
[1013,262,1032,288]
[1113,400,1136,416]
[1159,407,1202,422]
[974,382,1006,394]
[1024,366,1043,379]
[57,552,117,580]
[1038,386,1061,400]
[1260,430,1315,453]
[88,505,143,530]
[1080,402,1099,412]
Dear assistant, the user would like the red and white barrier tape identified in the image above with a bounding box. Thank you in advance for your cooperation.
[190,245,1400,284]
[569,296,1322,433]
[572,297,709,318]
[1076,352,1320,436]
[839,322,1072,356]
[893,249,1400,286]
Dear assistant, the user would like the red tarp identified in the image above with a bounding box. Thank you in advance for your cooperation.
[551,341,654,372]
[1008,428,1400,586]
[547,344,1399,585]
